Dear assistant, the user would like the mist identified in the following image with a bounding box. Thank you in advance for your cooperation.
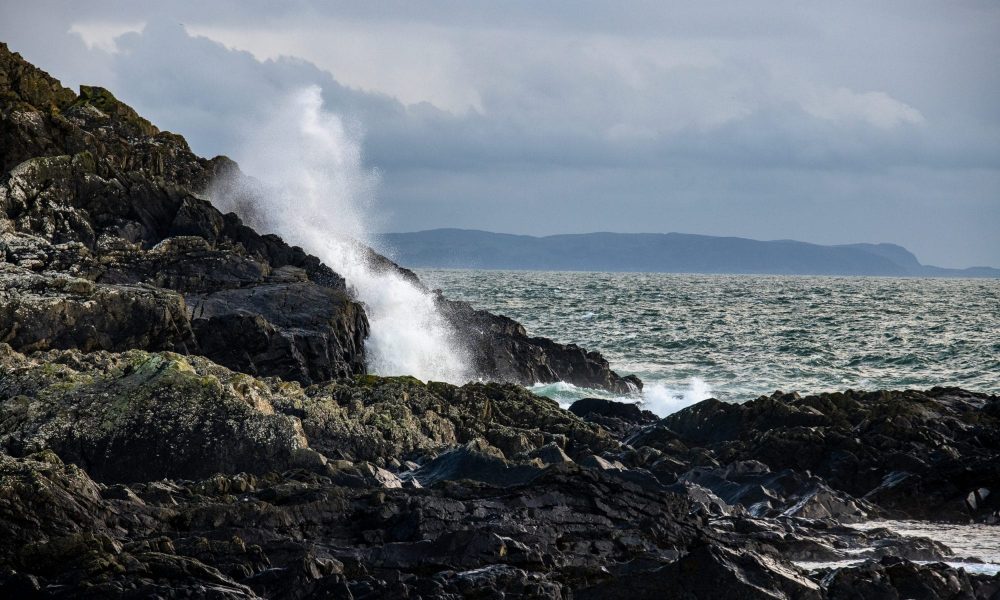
[210,86,472,383]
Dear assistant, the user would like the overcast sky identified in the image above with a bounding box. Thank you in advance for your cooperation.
[2,1,998,267]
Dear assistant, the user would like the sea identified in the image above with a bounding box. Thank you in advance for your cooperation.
[419,270,1000,416]
[419,269,1000,573]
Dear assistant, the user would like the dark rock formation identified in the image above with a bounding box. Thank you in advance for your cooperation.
[0,43,368,385]
[0,40,636,392]
[439,295,643,393]
[821,556,1000,600]
[3,342,994,598]
[660,388,1000,521]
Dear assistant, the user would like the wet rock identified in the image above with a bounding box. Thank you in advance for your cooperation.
[577,544,823,599]
[570,397,658,436]
[188,281,368,384]
[665,388,1000,521]
[821,556,1000,600]
[408,443,545,487]
[438,295,643,393]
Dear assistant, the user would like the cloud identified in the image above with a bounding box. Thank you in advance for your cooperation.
[0,1,997,267]
[68,20,145,53]
[803,88,924,129]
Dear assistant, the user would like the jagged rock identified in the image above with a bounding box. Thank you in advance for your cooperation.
[188,280,367,383]
[408,443,545,487]
[0,346,316,482]
[570,397,658,436]
[0,40,637,393]
[275,376,616,465]
[0,264,197,354]
[0,345,614,484]
[577,544,823,599]
[820,556,1000,600]
[678,465,876,522]
[438,294,643,393]
[525,442,574,465]
[0,47,371,384]
[664,388,1000,521]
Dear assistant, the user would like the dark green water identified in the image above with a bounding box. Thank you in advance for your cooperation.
[420,270,1000,415]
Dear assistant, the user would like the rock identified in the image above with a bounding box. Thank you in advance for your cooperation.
[0,40,636,394]
[0,347,314,482]
[570,397,652,422]
[821,556,1000,600]
[188,281,368,384]
[677,465,876,522]
[780,482,873,523]
[525,442,574,465]
[0,264,197,354]
[408,443,545,487]
[0,345,616,485]
[577,544,823,599]
[580,454,627,471]
[664,387,1000,521]
[438,295,643,393]
[570,397,658,436]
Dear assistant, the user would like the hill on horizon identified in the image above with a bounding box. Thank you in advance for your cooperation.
[379,229,1000,278]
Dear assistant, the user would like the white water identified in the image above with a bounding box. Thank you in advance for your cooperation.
[796,520,1000,576]
[530,377,713,417]
[210,87,471,383]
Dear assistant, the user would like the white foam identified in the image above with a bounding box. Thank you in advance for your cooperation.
[641,377,714,417]
[210,86,471,384]
[530,376,713,417]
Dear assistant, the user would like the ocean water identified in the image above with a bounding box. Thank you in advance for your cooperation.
[796,521,1000,575]
[418,270,1000,415]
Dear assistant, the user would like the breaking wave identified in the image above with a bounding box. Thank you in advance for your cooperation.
[210,86,471,383]
[530,377,714,417]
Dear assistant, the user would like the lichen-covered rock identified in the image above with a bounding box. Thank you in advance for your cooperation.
[0,264,197,354]
[0,345,613,483]
[0,42,373,384]
[277,376,616,465]
[0,346,316,482]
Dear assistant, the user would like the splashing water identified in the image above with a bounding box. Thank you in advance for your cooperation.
[529,377,713,417]
[642,378,714,416]
[210,87,471,383]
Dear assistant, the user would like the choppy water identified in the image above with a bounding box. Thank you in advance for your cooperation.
[797,521,1000,575]
[419,270,1000,415]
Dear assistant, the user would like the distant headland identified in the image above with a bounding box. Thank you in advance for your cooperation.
[380,229,1000,277]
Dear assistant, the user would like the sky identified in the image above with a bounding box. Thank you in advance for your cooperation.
[1,1,998,267]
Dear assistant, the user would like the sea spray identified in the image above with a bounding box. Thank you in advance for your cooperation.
[529,377,713,417]
[641,378,713,416]
[210,86,472,383]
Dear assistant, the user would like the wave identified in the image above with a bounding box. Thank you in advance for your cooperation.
[530,376,714,417]
[210,86,471,384]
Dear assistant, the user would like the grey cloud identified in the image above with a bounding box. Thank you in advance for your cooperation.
[0,2,997,267]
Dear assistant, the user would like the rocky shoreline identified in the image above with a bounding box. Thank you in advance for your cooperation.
[1,43,999,599]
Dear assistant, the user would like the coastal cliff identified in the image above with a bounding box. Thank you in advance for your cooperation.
[0,42,635,393]
[1,43,998,599]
